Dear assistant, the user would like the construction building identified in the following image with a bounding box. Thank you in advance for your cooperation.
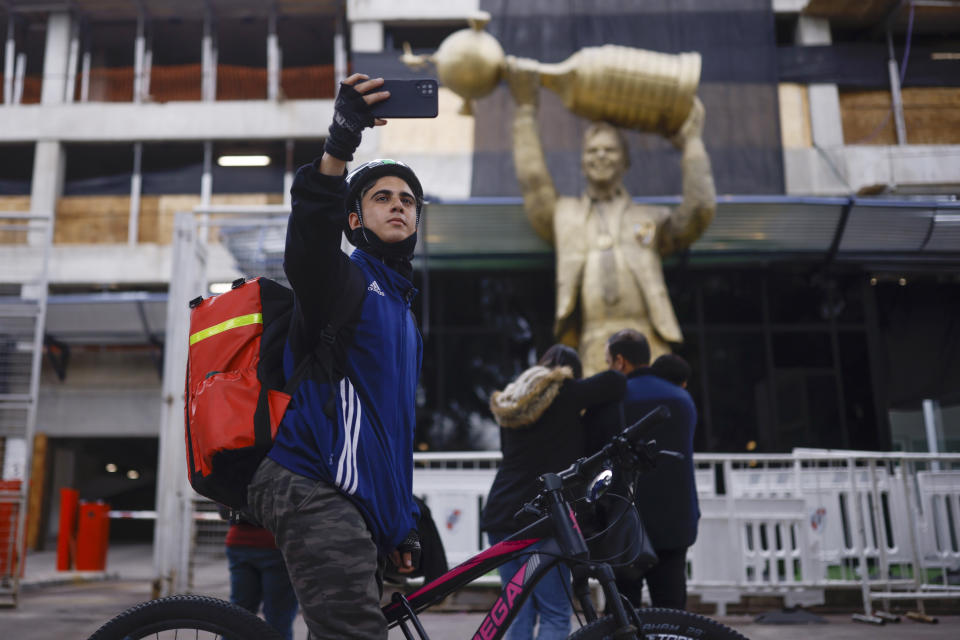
[0,0,957,561]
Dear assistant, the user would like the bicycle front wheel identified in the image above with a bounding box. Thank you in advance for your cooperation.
[568,608,748,640]
[86,594,283,640]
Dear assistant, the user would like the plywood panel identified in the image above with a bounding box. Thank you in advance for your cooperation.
[840,88,960,145]
[0,196,32,245]
[54,193,286,245]
[54,196,130,244]
[778,83,812,149]
[151,195,203,245]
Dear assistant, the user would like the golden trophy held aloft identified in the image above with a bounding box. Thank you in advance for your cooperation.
[405,12,716,375]
[401,12,701,134]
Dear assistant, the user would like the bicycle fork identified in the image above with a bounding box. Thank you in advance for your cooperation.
[543,473,638,639]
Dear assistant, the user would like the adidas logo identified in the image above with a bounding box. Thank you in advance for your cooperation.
[367,280,385,297]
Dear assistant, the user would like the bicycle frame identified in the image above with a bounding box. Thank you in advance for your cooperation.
[382,490,635,640]
[383,406,672,640]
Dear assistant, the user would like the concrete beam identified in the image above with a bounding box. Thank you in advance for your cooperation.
[773,0,810,12]
[0,243,241,286]
[347,0,479,22]
[0,99,334,142]
[351,20,384,53]
[783,145,960,195]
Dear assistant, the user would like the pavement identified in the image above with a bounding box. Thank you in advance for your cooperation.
[3,542,959,639]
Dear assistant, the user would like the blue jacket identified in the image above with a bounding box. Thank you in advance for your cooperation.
[268,163,422,555]
[585,369,700,550]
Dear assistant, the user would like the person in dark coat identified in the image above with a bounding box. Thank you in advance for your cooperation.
[481,344,625,640]
[585,329,700,611]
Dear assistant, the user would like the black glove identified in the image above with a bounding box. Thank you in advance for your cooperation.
[397,529,422,570]
[324,82,376,161]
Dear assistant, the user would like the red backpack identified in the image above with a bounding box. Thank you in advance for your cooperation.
[184,275,362,509]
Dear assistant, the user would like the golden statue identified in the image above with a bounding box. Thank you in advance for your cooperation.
[402,14,716,375]
[507,57,716,376]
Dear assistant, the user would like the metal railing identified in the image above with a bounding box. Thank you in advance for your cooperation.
[410,449,960,615]
[0,210,53,607]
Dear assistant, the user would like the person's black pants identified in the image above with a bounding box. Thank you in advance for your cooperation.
[618,547,688,611]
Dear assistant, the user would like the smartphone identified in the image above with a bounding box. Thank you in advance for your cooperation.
[370,79,439,119]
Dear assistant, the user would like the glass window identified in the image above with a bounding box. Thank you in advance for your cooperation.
[703,330,765,452]
[701,271,762,324]
[0,145,34,195]
[665,268,697,326]
[839,331,880,450]
[771,331,833,368]
[767,273,825,324]
[141,144,203,195]
[63,143,134,195]
[416,267,555,451]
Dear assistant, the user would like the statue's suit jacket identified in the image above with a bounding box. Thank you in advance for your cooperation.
[553,193,683,345]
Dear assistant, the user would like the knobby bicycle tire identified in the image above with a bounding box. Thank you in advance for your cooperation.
[567,608,748,640]
[86,594,283,640]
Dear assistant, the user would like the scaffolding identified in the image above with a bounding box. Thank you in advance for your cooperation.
[0,210,52,606]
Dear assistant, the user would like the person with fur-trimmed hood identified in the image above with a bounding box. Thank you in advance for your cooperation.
[481,345,625,640]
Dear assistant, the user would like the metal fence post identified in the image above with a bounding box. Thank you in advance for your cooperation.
[153,213,207,596]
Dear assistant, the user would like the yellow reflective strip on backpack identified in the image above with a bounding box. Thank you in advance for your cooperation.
[189,313,263,345]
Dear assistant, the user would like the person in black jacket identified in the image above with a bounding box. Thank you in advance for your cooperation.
[585,329,700,611]
[246,74,423,640]
[481,345,625,640]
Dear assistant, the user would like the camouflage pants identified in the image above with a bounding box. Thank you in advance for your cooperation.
[248,457,386,640]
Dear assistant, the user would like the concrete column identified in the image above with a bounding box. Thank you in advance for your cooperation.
[80,48,91,102]
[283,140,294,208]
[29,141,65,244]
[267,10,280,100]
[334,20,347,88]
[200,141,212,242]
[796,17,844,147]
[886,30,907,146]
[202,13,216,102]
[13,52,25,104]
[134,13,146,103]
[129,143,143,245]
[64,20,80,103]
[41,13,71,105]
[4,18,14,104]
[142,35,153,101]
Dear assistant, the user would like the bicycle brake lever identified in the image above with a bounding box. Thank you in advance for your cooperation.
[513,501,545,521]
[659,449,685,461]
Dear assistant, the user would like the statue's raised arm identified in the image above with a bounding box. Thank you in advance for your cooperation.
[506,56,558,245]
[659,97,716,256]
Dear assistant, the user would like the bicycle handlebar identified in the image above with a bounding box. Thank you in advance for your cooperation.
[514,406,671,521]
[556,404,671,486]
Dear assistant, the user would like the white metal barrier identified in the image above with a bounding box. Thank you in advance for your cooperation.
[410,450,960,614]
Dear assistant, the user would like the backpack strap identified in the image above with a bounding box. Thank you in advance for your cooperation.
[282,263,367,417]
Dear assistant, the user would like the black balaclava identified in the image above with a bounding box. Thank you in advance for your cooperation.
[348,191,419,281]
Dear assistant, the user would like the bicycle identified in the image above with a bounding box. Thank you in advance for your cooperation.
[87,406,748,640]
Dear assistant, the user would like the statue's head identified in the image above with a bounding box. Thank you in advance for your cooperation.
[581,122,630,190]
